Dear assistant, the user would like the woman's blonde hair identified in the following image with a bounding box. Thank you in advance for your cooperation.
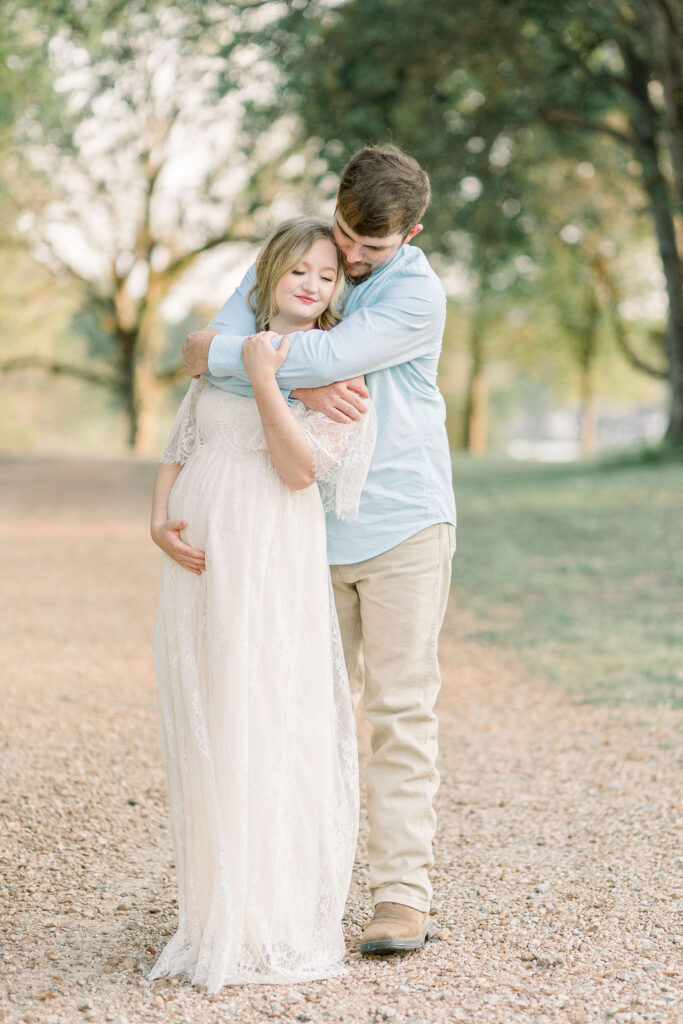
[248,216,345,331]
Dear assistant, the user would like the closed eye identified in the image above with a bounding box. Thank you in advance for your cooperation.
[336,220,388,252]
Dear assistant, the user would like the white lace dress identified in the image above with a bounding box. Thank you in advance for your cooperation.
[150,379,376,991]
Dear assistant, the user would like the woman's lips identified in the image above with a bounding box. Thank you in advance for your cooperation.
[295,295,316,304]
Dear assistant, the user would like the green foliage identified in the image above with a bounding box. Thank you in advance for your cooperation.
[262,0,640,256]
[263,0,680,441]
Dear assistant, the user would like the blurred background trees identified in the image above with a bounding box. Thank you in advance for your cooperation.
[1,0,679,453]
[264,0,680,443]
[0,0,319,450]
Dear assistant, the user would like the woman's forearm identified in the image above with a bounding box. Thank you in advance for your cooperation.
[151,462,183,531]
[251,375,314,490]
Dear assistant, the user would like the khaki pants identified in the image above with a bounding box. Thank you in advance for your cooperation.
[330,523,456,913]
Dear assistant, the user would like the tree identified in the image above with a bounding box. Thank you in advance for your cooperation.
[262,0,683,443]
[521,148,669,454]
[1,0,307,451]
[254,0,558,451]
[517,0,683,440]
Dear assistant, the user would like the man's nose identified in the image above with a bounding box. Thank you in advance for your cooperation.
[345,243,365,263]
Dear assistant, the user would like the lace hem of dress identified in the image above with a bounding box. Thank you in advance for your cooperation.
[299,403,377,522]
[149,929,347,990]
[160,378,207,465]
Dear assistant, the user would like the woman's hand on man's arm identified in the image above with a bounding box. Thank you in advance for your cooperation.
[290,377,369,424]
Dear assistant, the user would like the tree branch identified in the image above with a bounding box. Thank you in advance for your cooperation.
[23,238,119,323]
[609,317,668,378]
[0,357,123,390]
[30,240,99,293]
[648,0,682,40]
[593,252,669,379]
[163,230,261,284]
[540,107,635,148]
[160,137,304,287]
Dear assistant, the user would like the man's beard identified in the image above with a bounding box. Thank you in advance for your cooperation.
[344,265,372,285]
[345,271,369,286]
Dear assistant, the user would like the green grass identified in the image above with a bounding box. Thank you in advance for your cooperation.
[450,446,683,707]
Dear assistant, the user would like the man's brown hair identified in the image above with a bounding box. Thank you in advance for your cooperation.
[337,145,431,238]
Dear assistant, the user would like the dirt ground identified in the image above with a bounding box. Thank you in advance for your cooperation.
[1,456,681,1024]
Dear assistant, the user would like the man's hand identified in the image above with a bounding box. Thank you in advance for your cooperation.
[151,519,206,575]
[183,328,219,378]
[290,377,369,423]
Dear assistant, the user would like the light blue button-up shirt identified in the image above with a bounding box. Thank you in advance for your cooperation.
[205,243,456,564]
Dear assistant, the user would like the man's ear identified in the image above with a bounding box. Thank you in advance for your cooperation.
[405,224,423,243]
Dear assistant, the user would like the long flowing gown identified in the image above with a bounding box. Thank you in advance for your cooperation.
[149,378,376,991]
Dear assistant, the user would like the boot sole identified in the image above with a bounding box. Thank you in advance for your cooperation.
[360,926,432,956]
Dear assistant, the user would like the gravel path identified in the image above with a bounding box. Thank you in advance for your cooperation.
[1,457,681,1024]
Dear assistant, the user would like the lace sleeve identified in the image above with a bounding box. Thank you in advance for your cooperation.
[160,378,207,465]
[297,401,377,522]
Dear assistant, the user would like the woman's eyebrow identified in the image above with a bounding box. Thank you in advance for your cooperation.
[298,260,338,273]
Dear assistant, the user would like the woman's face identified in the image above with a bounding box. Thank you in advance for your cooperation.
[273,238,340,326]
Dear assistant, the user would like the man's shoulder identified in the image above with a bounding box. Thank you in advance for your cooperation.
[384,245,445,298]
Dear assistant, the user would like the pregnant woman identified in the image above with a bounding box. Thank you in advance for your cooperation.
[148,217,376,990]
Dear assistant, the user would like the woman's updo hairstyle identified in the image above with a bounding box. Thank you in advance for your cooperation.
[248,216,345,332]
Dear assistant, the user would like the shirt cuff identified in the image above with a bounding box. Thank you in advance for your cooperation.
[207,333,245,377]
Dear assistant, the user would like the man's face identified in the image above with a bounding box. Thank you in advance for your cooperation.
[332,208,422,281]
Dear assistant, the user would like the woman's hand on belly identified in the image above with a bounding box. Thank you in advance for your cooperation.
[151,519,206,575]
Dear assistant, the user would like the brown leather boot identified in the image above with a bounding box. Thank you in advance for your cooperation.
[360,901,432,955]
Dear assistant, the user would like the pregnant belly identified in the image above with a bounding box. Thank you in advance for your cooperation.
[167,450,225,551]
[167,447,326,558]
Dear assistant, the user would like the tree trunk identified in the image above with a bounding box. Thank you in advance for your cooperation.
[579,367,597,457]
[624,42,683,442]
[117,329,138,449]
[578,288,599,458]
[135,367,166,455]
[646,0,683,203]
[135,286,172,455]
[463,316,488,454]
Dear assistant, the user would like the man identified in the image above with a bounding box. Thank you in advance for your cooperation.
[184,146,456,955]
